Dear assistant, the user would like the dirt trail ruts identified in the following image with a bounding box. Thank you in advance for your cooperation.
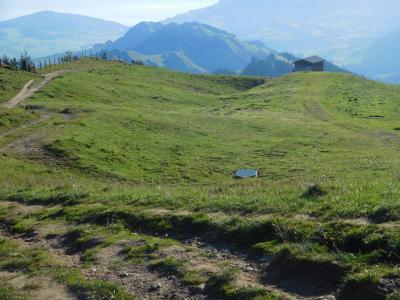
[302,79,400,146]
[0,114,51,140]
[3,80,34,108]
[0,205,205,299]
[0,200,341,299]
[0,200,45,214]
[302,79,330,122]
[3,70,67,108]
[0,111,74,155]
[0,202,285,299]
[0,271,77,300]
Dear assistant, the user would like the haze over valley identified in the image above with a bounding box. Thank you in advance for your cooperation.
[2,1,400,82]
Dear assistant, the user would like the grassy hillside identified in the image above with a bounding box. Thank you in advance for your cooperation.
[1,61,400,299]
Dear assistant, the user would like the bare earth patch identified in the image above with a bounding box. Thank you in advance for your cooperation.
[3,71,68,109]
[0,271,76,300]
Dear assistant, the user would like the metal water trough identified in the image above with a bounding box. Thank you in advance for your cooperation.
[235,169,258,179]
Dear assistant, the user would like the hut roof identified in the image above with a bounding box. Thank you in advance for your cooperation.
[294,56,324,64]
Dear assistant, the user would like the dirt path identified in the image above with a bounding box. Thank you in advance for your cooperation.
[0,114,51,140]
[302,79,330,122]
[0,200,305,299]
[0,271,77,300]
[3,70,67,108]
[0,200,45,214]
[3,80,34,108]
[302,80,400,148]
[3,200,398,299]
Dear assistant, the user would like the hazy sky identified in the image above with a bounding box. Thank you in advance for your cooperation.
[0,0,218,25]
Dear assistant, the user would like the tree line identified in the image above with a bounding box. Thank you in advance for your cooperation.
[0,51,35,72]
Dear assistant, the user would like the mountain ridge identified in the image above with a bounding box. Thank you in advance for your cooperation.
[0,11,128,58]
[99,21,272,73]
[98,21,348,76]
[166,0,400,72]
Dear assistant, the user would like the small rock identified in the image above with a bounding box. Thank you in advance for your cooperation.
[244,266,256,272]
[24,230,39,241]
[117,271,130,278]
[149,282,161,291]
[317,296,336,300]
[90,268,97,273]
[190,283,206,294]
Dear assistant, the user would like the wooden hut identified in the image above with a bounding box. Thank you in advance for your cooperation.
[293,56,324,72]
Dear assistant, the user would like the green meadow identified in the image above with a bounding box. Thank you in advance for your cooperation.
[0,60,400,299]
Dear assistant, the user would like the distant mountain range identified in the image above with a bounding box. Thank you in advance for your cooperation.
[0,11,128,58]
[98,22,273,74]
[2,6,400,83]
[95,21,348,76]
[0,10,352,79]
[166,0,400,78]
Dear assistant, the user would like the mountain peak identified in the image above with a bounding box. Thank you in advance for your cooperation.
[0,11,128,58]
[102,21,271,73]
[166,0,400,68]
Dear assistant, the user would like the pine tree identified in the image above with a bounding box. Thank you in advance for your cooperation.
[18,51,34,72]
[19,52,28,70]
[1,55,10,65]
[10,58,18,69]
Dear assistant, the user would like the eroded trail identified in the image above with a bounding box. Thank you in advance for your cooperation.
[0,200,309,300]
[3,199,399,299]
[0,271,77,300]
[3,70,67,108]
[3,80,34,108]
[0,114,51,140]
